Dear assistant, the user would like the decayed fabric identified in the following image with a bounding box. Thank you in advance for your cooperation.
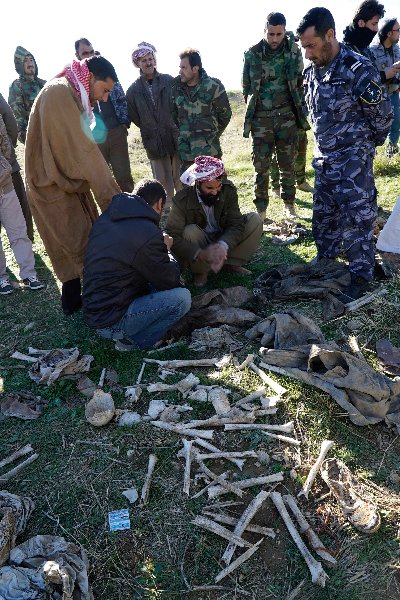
[189,325,243,351]
[263,219,308,245]
[25,78,120,283]
[254,259,351,320]
[0,391,48,421]
[0,535,93,599]
[166,286,258,339]
[0,492,34,566]
[260,343,400,429]
[245,309,326,349]
[28,348,93,386]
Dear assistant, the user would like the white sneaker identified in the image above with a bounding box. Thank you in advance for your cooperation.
[0,279,13,295]
[22,277,45,290]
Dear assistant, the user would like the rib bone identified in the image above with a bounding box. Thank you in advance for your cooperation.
[298,440,335,500]
[283,494,337,566]
[270,492,328,587]
[0,445,34,469]
[0,453,38,481]
[215,539,263,583]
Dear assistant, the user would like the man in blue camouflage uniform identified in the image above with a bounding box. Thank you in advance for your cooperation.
[297,7,393,302]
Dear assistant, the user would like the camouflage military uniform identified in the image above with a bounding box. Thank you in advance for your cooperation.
[8,46,46,144]
[304,44,393,282]
[171,70,232,170]
[270,129,308,189]
[243,33,309,211]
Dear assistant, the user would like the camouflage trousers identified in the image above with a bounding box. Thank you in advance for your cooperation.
[313,151,377,282]
[270,129,308,189]
[251,108,298,211]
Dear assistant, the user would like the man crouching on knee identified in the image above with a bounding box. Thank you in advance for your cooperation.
[82,179,191,350]
[166,156,263,287]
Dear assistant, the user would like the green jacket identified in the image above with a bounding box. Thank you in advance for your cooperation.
[166,180,244,262]
[242,33,309,137]
[171,70,232,161]
[8,46,46,144]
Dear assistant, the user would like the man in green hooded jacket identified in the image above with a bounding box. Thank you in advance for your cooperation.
[8,46,46,144]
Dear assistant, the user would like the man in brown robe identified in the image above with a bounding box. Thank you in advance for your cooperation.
[25,55,121,314]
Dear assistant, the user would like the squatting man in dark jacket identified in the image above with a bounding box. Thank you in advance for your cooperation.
[166,156,263,287]
[82,180,191,350]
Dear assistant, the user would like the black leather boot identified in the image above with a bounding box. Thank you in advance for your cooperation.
[61,278,82,315]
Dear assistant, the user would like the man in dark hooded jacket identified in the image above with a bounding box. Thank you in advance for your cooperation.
[342,0,385,61]
[82,179,191,350]
[8,46,46,143]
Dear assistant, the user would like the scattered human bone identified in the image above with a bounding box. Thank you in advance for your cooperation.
[282,494,337,566]
[125,386,142,403]
[0,445,34,470]
[144,358,223,368]
[192,516,253,548]
[189,326,243,352]
[147,341,184,354]
[10,352,37,363]
[158,368,180,380]
[348,336,365,362]
[249,362,287,396]
[270,492,328,587]
[28,347,51,355]
[215,355,232,368]
[85,389,115,427]
[147,373,200,394]
[192,438,245,470]
[196,451,258,461]
[77,375,97,399]
[202,511,275,538]
[98,368,106,388]
[260,396,281,409]
[233,354,255,370]
[298,440,335,500]
[222,490,269,565]
[0,453,39,482]
[159,404,193,422]
[140,454,158,506]
[122,487,139,504]
[198,460,244,497]
[148,400,167,419]
[215,539,264,583]
[208,473,284,498]
[224,421,294,433]
[261,431,301,446]
[182,439,193,496]
[209,387,231,415]
[345,287,387,312]
[150,421,214,440]
[186,389,208,402]
[136,362,146,385]
[191,472,229,499]
[117,411,141,427]
[233,387,266,408]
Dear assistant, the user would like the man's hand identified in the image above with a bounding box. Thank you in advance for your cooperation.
[163,233,174,251]
[198,243,227,273]
[385,63,400,79]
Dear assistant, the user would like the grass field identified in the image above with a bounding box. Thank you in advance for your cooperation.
[0,92,399,599]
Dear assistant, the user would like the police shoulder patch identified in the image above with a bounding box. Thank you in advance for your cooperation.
[343,55,363,72]
[359,80,382,104]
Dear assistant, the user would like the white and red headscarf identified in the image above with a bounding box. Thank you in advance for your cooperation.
[132,42,157,67]
[180,156,225,186]
[57,59,95,128]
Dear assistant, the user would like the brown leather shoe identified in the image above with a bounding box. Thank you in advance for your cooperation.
[193,272,208,287]
[222,265,252,275]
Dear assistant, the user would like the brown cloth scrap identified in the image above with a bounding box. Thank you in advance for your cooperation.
[261,344,400,430]
[254,259,351,320]
[166,286,259,339]
[246,309,326,349]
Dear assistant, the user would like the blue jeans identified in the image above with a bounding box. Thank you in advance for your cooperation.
[96,288,191,349]
[389,92,400,145]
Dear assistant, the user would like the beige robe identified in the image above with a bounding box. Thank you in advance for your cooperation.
[25,78,121,282]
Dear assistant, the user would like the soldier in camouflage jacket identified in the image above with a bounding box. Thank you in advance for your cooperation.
[8,46,46,144]
[171,49,232,171]
[243,13,309,218]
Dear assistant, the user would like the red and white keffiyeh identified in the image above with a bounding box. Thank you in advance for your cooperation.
[57,59,95,128]
[180,156,225,186]
[132,42,157,67]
